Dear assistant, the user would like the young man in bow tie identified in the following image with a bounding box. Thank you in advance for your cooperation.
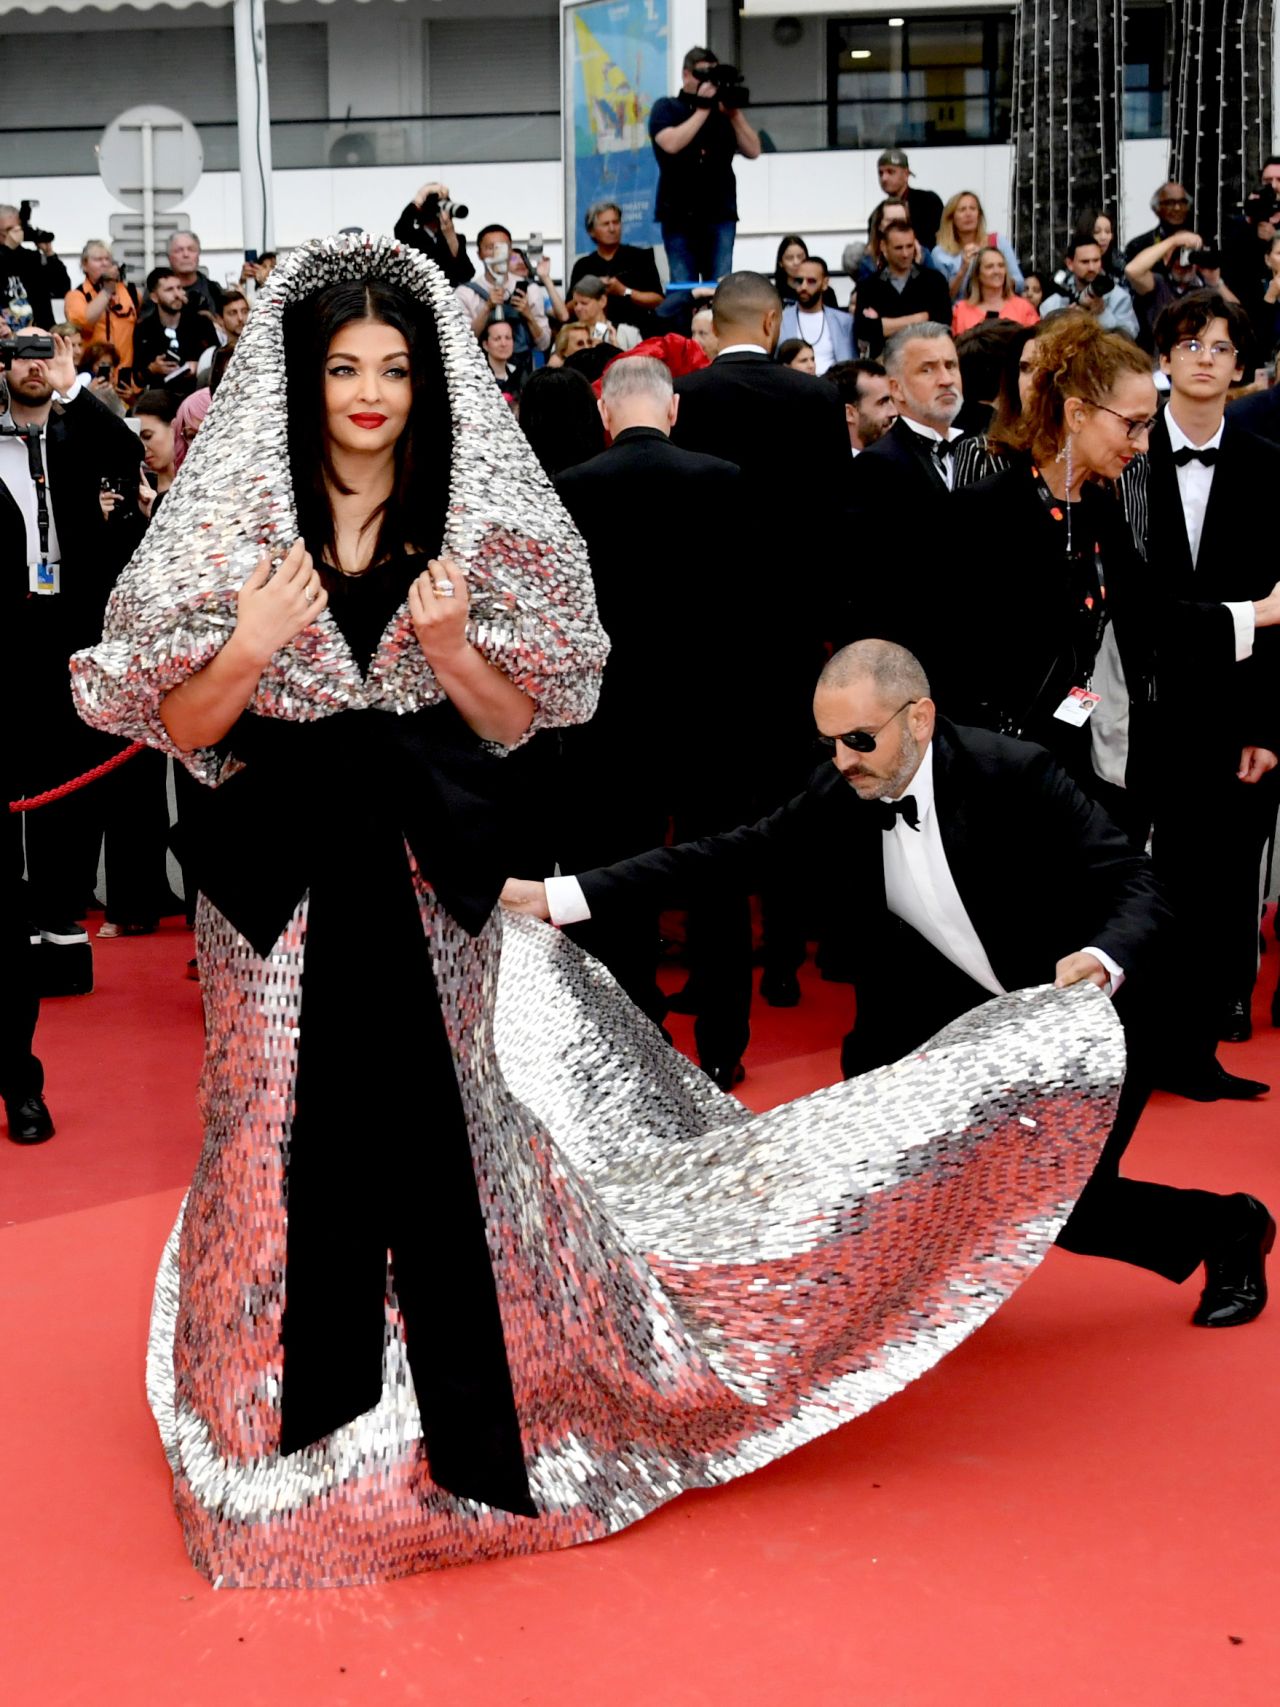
[503,639,1274,1329]
[1119,291,1280,1089]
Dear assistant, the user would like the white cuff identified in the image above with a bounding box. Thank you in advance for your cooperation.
[546,875,591,927]
[1081,946,1125,998]
[1225,600,1256,663]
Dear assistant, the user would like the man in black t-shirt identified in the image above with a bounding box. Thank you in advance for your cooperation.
[133,268,216,401]
[648,46,761,288]
[569,201,665,337]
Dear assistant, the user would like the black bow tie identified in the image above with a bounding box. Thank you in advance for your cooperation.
[1171,445,1219,468]
[872,795,920,832]
[930,437,953,461]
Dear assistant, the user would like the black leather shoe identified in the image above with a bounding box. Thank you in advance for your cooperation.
[665,982,701,1016]
[1220,999,1253,1043]
[759,971,801,1008]
[4,1093,55,1144]
[1192,1195,1275,1327]
[702,1060,746,1093]
[1160,1063,1270,1102]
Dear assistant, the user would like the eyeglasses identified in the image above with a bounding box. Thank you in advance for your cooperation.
[816,701,917,754]
[1173,337,1237,360]
[1158,196,1190,208]
[1091,403,1158,441]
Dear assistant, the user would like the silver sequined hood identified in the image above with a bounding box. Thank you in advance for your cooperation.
[71,232,608,779]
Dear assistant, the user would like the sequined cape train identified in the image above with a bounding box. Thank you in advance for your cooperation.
[71,234,1126,1587]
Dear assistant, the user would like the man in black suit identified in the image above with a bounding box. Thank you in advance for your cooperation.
[553,355,750,1069]
[505,641,1274,1328]
[1123,292,1280,1082]
[670,271,850,1028]
[843,323,962,673]
[132,267,216,401]
[1226,378,1280,445]
[1,330,146,965]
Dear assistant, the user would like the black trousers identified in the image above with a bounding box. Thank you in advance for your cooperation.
[841,924,1232,1284]
[100,747,175,922]
[0,811,41,1106]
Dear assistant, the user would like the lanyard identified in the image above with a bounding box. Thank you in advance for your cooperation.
[0,421,52,561]
[1029,463,1109,670]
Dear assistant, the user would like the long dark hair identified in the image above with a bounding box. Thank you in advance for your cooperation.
[283,279,451,570]
[772,232,808,297]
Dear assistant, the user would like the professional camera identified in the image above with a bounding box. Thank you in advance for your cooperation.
[422,192,469,223]
[1244,183,1279,226]
[1052,267,1114,302]
[18,199,54,246]
[0,334,55,366]
[693,62,750,108]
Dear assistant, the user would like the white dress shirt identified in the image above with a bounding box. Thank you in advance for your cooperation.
[546,743,1124,996]
[898,413,964,490]
[0,410,62,584]
[1163,406,1254,661]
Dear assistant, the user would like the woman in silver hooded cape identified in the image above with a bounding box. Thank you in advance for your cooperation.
[71,235,1123,1589]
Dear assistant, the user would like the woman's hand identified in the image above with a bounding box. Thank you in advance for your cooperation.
[137,474,156,520]
[1238,746,1278,784]
[232,539,327,667]
[408,557,470,664]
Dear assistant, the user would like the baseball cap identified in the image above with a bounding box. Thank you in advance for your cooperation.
[878,148,912,170]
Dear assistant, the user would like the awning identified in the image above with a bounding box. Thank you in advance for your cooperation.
[0,0,399,14]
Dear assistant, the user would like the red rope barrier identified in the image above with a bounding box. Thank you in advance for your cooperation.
[7,741,146,813]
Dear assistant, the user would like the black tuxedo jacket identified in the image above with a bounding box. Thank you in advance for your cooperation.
[554,428,748,798]
[578,719,1168,1064]
[842,419,955,667]
[673,348,848,713]
[1140,411,1280,761]
[0,390,145,722]
[1226,384,1280,448]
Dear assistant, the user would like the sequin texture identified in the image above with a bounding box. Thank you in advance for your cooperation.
[74,233,1123,1588]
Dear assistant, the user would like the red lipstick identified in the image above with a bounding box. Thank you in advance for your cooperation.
[348,413,387,429]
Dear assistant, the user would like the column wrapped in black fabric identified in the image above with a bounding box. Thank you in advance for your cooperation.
[1168,0,1275,247]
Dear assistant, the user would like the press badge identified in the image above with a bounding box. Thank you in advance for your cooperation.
[1052,686,1101,727]
[30,559,60,595]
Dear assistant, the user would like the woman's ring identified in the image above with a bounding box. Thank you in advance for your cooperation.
[305,587,316,604]
[434,581,455,598]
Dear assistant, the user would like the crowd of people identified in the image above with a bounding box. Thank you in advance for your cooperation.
[2,43,1277,1589]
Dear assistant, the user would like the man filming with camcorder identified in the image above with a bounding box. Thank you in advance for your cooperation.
[649,47,761,291]
[0,203,72,337]
[1037,235,1140,338]
[394,181,476,286]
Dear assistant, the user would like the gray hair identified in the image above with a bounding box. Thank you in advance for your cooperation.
[572,273,607,301]
[882,321,955,375]
[81,237,112,265]
[842,240,866,276]
[601,354,673,406]
[585,200,622,234]
[817,639,931,702]
[168,229,201,252]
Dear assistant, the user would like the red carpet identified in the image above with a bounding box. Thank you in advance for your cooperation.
[2,927,1278,1705]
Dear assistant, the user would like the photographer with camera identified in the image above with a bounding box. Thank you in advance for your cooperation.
[649,47,761,291]
[1124,229,1228,348]
[0,330,147,977]
[0,203,72,337]
[1038,237,1140,339]
[393,181,475,286]
[63,240,140,401]
[1223,159,1280,334]
[455,224,551,363]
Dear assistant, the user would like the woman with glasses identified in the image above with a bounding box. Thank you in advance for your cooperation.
[942,314,1162,814]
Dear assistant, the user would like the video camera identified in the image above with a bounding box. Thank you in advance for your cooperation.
[1052,267,1114,303]
[0,334,56,366]
[18,200,55,246]
[693,62,750,108]
[422,193,469,223]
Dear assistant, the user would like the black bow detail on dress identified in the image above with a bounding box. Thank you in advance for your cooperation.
[1171,445,1219,468]
[873,794,920,831]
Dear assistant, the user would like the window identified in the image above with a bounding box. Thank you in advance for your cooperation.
[827,15,1015,149]
[1123,4,1169,140]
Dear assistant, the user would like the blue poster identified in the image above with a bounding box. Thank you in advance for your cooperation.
[566,0,669,254]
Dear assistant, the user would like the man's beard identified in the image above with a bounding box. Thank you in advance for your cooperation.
[846,727,920,800]
[9,378,55,406]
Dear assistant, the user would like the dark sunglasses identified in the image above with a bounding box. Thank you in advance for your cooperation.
[816,700,917,754]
